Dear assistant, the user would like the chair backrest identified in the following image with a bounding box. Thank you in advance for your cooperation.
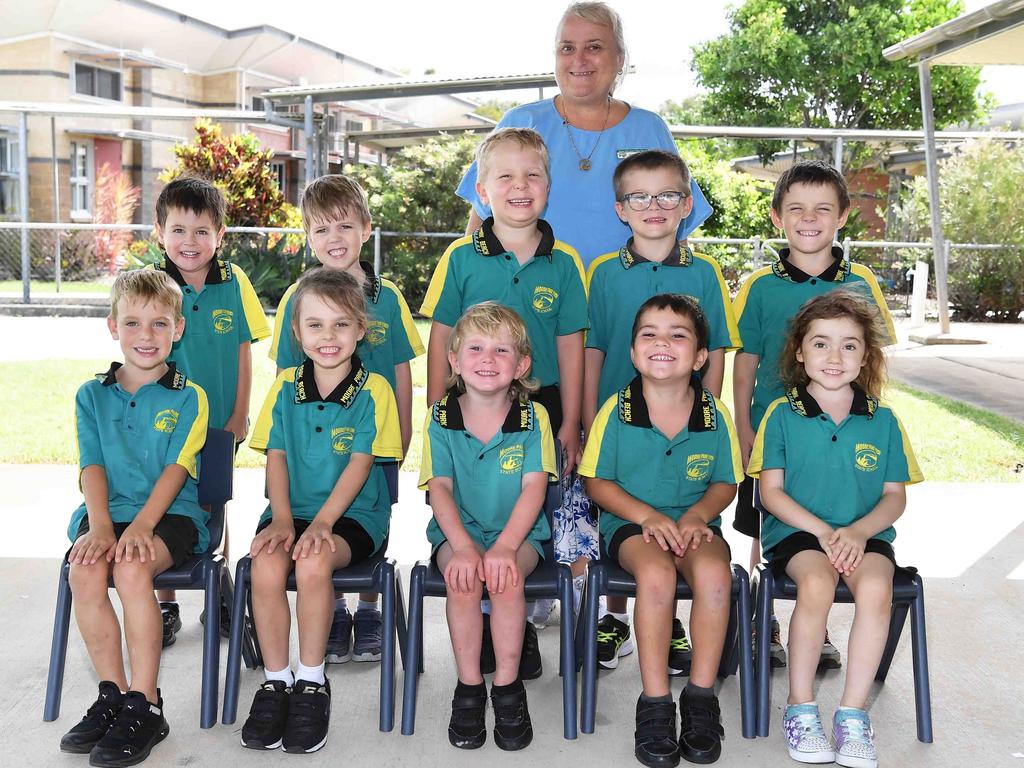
[382,460,399,507]
[540,439,564,561]
[197,428,235,550]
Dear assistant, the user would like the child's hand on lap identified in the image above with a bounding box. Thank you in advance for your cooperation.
[224,412,249,444]
[814,526,836,563]
[292,519,336,559]
[676,513,713,554]
[483,543,520,594]
[444,547,484,594]
[116,520,156,563]
[250,520,295,557]
[69,526,117,565]
[829,525,867,575]
[641,511,685,556]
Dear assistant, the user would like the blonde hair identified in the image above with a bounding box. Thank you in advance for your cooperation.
[557,2,628,93]
[111,269,183,321]
[290,268,368,341]
[476,127,551,184]
[447,302,539,402]
[779,289,888,399]
[301,174,371,232]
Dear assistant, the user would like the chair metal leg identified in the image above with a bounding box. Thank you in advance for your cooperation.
[754,566,774,737]
[400,565,425,735]
[909,576,933,743]
[379,561,396,732]
[558,566,578,739]
[734,567,756,739]
[395,566,408,671]
[44,561,73,722]
[222,557,251,725]
[199,559,221,729]
[579,565,601,734]
[719,577,740,680]
[875,602,909,682]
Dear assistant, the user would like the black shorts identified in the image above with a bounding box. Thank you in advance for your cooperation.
[72,515,199,569]
[766,531,897,578]
[602,522,731,566]
[732,475,759,537]
[530,384,563,435]
[254,517,379,566]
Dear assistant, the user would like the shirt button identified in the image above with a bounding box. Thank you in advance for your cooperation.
[318,405,325,411]
[820,415,827,421]
[652,266,658,272]
[505,254,511,260]
[810,279,818,285]
[129,402,135,408]
[513,277,519,284]
[193,305,199,311]
[831,435,838,442]
[315,426,322,433]
[478,455,484,460]
[665,449,672,456]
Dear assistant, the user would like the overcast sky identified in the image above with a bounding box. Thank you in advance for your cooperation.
[156,0,1020,112]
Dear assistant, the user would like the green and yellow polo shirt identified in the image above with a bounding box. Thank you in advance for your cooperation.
[733,248,896,431]
[152,259,270,430]
[69,362,210,552]
[579,375,743,547]
[249,355,402,551]
[586,239,741,403]
[419,218,588,387]
[747,385,923,557]
[418,391,557,558]
[269,261,424,391]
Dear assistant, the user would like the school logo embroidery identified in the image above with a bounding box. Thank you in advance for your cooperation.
[153,409,179,433]
[332,427,355,455]
[365,320,388,346]
[855,443,881,472]
[499,444,524,474]
[212,309,234,334]
[686,453,713,481]
[532,286,558,313]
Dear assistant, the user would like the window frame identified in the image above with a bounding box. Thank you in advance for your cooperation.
[70,60,124,103]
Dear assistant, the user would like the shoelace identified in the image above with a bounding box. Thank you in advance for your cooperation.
[106,712,143,743]
[82,697,119,727]
[670,634,692,651]
[836,716,871,743]
[597,628,622,644]
[789,711,828,743]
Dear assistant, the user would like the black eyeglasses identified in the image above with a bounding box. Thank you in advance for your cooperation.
[619,191,689,211]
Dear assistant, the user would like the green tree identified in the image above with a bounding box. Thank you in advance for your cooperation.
[691,0,987,160]
[474,99,520,123]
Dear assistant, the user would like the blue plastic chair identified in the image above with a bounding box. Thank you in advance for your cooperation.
[44,427,236,729]
[221,462,407,732]
[577,553,757,738]
[751,486,933,741]
[400,449,578,740]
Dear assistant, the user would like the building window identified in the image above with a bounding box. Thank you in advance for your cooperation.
[270,161,285,193]
[70,141,93,217]
[344,119,364,133]
[73,62,122,101]
[0,135,18,217]
[251,96,265,112]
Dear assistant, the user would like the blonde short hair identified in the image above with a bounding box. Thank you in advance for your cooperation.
[476,127,551,184]
[446,302,539,403]
[290,268,368,341]
[111,269,183,321]
[301,174,371,232]
[558,2,628,93]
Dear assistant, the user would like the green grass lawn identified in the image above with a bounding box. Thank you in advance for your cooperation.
[0,280,111,294]
[2,332,1021,483]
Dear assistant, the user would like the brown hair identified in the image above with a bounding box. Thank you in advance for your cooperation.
[613,149,692,200]
[290,268,368,341]
[301,174,372,232]
[779,288,888,398]
[446,301,539,402]
[476,127,550,184]
[771,160,851,214]
[156,176,226,229]
[111,269,183,321]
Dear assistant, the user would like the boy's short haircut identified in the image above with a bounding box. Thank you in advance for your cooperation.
[631,293,710,353]
[476,127,551,184]
[446,301,539,402]
[301,174,372,232]
[290,267,368,339]
[771,160,851,214]
[156,176,227,229]
[111,269,183,321]
[612,149,691,200]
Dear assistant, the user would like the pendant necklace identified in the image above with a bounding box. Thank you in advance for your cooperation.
[560,96,611,172]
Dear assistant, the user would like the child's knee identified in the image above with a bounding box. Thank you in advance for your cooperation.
[111,560,156,595]
[634,559,678,603]
[489,583,526,606]
[795,568,839,605]
[851,575,893,609]
[690,559,733,604]
[293,554,334,591]
[68,561,110,599]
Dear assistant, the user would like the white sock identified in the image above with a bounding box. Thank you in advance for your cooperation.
[480,599,491,616]
[335,596,348,611]
[611,611,629,624]
[357,599,379,612]
[265,666,294,687]
[295,660,326,685]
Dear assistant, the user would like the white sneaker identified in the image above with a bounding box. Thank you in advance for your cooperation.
[833,707,878,768]
[783,703,835,764]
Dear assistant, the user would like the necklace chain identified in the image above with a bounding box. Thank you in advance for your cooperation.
[560,96,611,172]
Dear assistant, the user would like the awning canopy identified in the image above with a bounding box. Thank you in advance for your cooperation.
[883,0,1024,65]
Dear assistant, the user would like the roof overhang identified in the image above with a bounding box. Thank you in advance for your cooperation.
[0,101,265,123]
[883,0,1024,64]
[262,73,558,105]
[668,124,1024,141]
[64,127,185,143]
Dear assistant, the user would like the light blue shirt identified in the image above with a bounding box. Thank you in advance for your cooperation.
[457,99,713,267]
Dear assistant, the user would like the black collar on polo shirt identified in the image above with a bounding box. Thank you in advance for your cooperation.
[617,374,718,432]
[294,354,368,408]
[772,246,849,284]
[98,361,186,390]
[159,257,232,286]
[785,384,877,419]
[472,217,556,260]
[358,260,382,304]
[432,387,535,433]
[618,238,693,269]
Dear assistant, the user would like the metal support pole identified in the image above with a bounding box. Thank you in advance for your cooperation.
[304,95,315,189]
[842,237,851,262]
[51,116,61,292]
[373,227,381,276]
[752,236,763,269]
[18,111,29,303]
[918,60,950,334]
[833,137,844,174]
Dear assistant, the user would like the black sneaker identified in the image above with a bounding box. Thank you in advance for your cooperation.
[819,629,842,670]
[198,597,231,639]
[770,617,787,668]
[240,680,290,750]
[448,683,487,749]
[678,688,724,764]
[519,621,543,680]
[88,690,169,768]
[668,618,693,677]
[634,695,680,768]
[491,680,533,751]
[60,681,123,753]
[480,613,496,674]
[282,678,331,753]
[160,603,181,649]
[597,614,634,670]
